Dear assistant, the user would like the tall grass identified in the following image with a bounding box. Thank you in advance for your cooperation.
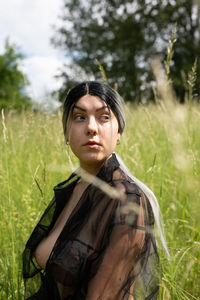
[0,98,200,299]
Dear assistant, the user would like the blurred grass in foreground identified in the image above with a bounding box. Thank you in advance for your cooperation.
[0,99,200,299]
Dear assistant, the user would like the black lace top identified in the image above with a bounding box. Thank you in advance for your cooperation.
[23,154,159,300]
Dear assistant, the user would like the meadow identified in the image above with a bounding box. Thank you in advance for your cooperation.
[0,96,200,299]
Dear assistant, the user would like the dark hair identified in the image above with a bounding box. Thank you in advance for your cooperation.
[62,81,126,135]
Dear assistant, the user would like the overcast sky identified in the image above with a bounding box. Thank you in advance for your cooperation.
[0,0,66,102]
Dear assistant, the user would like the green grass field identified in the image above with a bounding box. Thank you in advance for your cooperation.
[0,99,200,299]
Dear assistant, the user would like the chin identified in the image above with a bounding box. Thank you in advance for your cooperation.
[80,153,108,166]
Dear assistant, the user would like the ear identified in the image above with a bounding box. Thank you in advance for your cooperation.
[117,131,121,144]
[65,116,72,144]
[65,132,69,144]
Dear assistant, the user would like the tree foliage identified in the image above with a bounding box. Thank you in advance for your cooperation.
[52,0,200,102]
[0,39,31,109]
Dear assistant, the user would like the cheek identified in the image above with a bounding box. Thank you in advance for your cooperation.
[68,123,81,140]
[103,123,119,145]
[111,121,120,139]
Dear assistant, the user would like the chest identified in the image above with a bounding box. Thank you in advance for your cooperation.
[34,182,88,269]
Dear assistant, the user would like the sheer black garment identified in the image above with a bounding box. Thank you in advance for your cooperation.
[23,153,160,300]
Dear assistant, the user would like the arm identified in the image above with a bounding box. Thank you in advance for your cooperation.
[86,197,145,300]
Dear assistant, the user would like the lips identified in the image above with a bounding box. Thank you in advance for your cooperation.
[83,140,101,147]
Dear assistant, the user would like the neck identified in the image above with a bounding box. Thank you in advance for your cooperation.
[79,154,113,176]
[79,161,104,176]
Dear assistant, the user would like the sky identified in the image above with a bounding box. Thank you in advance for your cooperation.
[0,0,66,104]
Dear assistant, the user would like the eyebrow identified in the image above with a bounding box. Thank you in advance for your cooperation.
[73,104,109,112]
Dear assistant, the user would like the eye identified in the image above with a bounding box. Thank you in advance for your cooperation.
[99,114,110,121]
[73,114,86,121]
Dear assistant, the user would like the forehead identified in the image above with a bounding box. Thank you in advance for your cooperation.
[74,94,107,111]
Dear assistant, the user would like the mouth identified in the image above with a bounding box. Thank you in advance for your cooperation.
[83,141,101,148]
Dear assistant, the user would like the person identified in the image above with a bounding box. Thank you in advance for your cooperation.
[23,81,168,300]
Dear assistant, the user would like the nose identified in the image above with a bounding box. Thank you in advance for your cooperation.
[86,116,98,136]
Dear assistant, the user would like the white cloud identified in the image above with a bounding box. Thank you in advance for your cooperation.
[0,0,63,55]
[0,0,67,101]
[20,55,65,101]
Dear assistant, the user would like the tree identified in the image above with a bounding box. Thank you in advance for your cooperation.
[52,0,200,102]
[0,39,31,109]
